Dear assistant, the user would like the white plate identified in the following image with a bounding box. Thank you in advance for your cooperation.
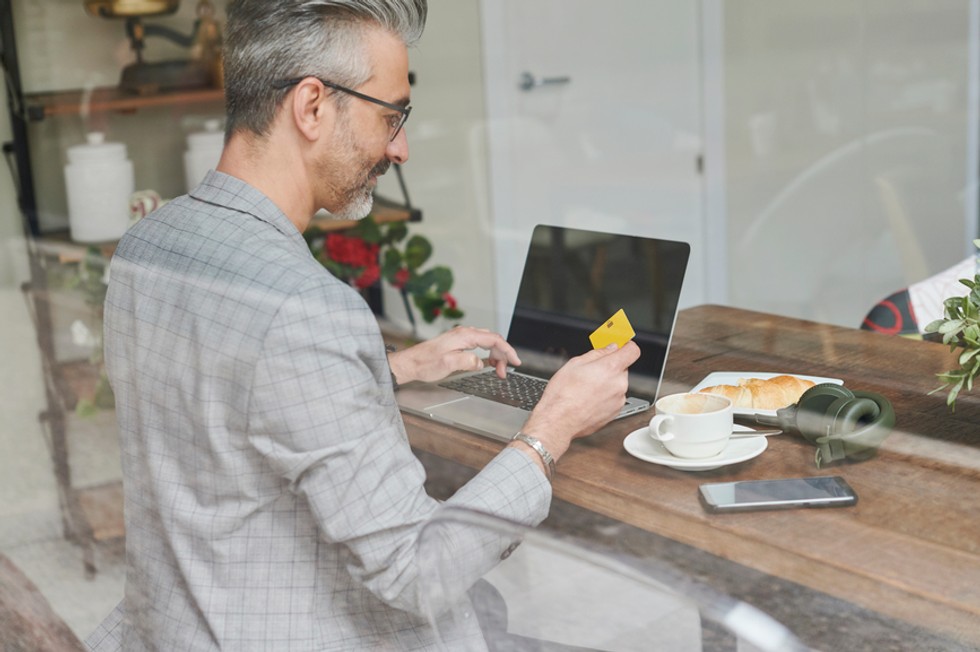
[623,425,768,472]
[689,371,843,417]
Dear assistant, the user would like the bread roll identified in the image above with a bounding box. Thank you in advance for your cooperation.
[699,375,815,410]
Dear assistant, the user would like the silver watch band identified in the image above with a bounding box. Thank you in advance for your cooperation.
[384,344,399,390]
[512,432,556,481]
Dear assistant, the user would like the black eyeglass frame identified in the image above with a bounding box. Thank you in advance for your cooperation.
[273,76,411,142]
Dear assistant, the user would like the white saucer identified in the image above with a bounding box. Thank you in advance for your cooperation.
[623,425,768,471]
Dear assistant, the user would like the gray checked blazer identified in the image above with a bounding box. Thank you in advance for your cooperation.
[86,171,551,651]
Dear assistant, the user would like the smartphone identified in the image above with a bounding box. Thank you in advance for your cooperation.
[699,476,858,513]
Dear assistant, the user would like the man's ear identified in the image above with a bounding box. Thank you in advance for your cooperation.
[290,78,333,142]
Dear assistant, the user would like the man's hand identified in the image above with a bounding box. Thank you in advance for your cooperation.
[386,326,521,385]
[514,341,641,464]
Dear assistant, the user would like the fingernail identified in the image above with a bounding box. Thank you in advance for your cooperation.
[605,343,618,350]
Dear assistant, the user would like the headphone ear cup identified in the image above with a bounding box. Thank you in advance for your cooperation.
[793,384,855,442]
[778,384,896,466]
[814,393,895,465]
[827,397,880,435]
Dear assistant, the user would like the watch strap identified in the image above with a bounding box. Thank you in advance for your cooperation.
[384,344,399,390]
[512,432,556,481]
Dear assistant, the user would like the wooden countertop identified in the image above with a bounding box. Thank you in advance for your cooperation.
[404,304,980,646]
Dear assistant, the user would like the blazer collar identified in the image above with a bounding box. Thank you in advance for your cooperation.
[190,170,309,253]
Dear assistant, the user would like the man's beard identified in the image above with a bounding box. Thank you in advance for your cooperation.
[328,158,390,221]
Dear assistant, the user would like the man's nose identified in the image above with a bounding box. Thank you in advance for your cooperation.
[386,128,408,165]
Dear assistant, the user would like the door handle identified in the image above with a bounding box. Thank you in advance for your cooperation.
[519,71,571,92]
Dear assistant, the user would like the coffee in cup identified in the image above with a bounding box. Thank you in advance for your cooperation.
[648,393,734,458]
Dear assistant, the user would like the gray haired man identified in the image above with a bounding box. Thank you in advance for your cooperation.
[87,1,639,649]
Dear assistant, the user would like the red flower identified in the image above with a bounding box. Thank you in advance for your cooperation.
[442,292,457,310]
[361,242,380,267]
[324,233,353,264]
[325,233,379,268]
[392,267,410,289]
[354,264,380,289]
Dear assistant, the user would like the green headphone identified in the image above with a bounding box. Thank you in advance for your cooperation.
[751,383,896,467]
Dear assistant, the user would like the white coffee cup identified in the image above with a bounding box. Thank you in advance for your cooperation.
[648,393,734,459]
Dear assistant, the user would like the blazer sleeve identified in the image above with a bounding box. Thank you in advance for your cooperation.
[246,277,551,614]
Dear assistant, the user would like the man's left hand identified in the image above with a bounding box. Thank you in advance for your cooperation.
[386,326,521,385]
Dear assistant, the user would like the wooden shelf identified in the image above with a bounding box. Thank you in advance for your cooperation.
[24,85,224,121]
[77,482,124,542]
[22,85,421,229]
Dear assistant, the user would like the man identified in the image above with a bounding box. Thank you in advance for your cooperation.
[87,1,640,649]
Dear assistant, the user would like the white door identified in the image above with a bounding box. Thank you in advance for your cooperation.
[480,0,707,332]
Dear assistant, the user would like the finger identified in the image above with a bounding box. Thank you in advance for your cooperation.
[613,340,642,366]
[491,358,508,378]
[487,343,521,367]
[439,327,521,369]
[570,344,620,365]
[473,341,521,371]
[592,340,641,363]
[447,351,484,374]
[564,340,640,372]
[456,328,513,353]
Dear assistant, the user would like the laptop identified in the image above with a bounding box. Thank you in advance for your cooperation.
[397,224,690,442]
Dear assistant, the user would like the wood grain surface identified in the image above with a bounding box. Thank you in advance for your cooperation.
[404,304,980,645]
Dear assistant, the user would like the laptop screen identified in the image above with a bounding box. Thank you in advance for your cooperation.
[506,225,690,402]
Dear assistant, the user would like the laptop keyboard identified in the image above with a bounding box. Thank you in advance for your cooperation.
[440,372,548,411]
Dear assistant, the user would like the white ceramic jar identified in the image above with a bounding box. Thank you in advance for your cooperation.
[63,132,134,243]
[183,118,224,192]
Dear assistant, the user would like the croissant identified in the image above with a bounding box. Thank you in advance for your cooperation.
[699,375,815,410]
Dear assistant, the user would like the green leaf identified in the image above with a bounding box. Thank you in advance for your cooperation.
[429,266,454,294]
[381,248,403,279]
[946,380,963,406]
[939,319,964,334]
[321,259,349,279]
[443,307,464,320]
[412,293,443,323]
[405,235,433,269]
[960,348,980,365]
[936,371,963,386]
[75,399,97,418]
[923,319,944,334]
[406,268,437,294]
[943,294,964,310]
[385,222,408,244]
[94,375,115,409]
[351,216,382,243]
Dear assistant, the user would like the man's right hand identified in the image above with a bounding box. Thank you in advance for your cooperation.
[513,341,641,464]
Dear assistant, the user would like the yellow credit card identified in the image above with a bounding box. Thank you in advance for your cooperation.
[589,308,636,349]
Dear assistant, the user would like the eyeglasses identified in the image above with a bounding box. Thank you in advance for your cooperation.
[273,76,412,142]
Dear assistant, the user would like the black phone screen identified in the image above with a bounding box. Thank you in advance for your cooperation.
[699,476,858,512]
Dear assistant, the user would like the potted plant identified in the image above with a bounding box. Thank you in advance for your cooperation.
[924,239,980,409]
[305,215,463,333]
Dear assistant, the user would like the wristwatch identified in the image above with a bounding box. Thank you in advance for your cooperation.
[512,432,556,481]
[385,344,399,390]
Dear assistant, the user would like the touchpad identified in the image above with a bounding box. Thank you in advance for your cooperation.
[428,398,527,441]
